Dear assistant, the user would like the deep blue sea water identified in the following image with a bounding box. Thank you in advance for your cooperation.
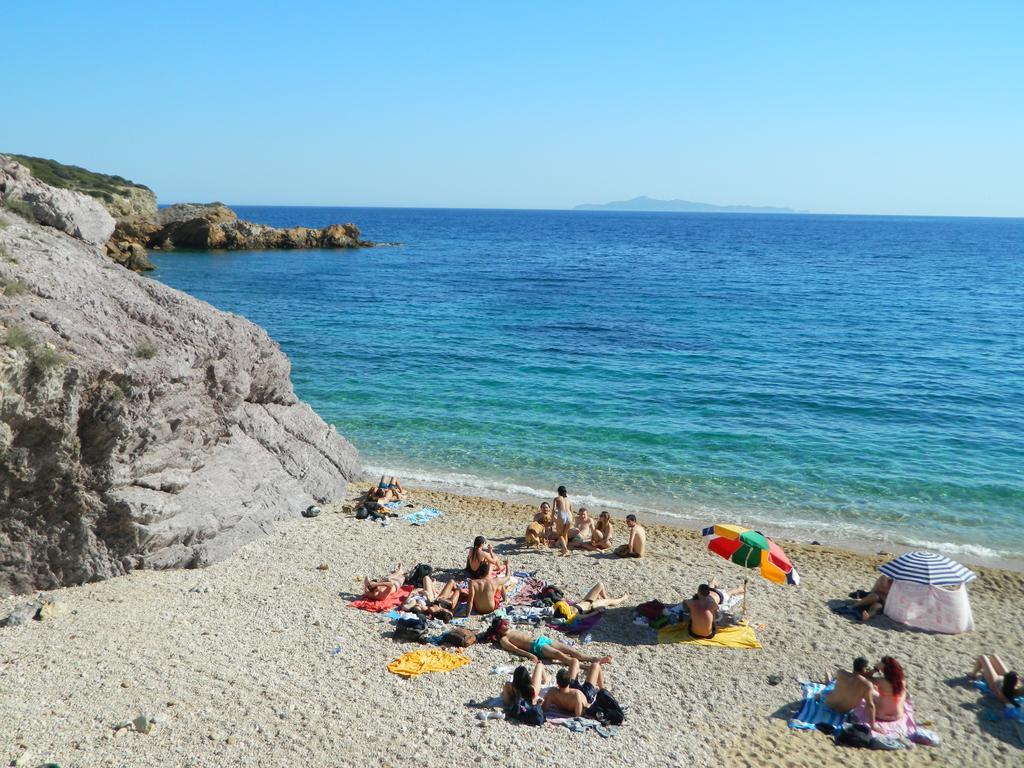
[150,207,1024,564]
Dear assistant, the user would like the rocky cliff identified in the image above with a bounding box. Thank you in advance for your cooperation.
[4,153,377,273]
[0,157,360,595]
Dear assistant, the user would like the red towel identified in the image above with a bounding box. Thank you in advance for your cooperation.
[350,585,414,612]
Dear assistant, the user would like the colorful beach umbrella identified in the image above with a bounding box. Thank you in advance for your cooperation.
[879,551,976,586]
[701,524,800,586]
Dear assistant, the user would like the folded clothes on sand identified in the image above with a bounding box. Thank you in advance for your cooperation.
[657,621,762,649]
[789,681,848,730]
[387,648,470,678]
[350,586,414,613]
[401,507,444,525]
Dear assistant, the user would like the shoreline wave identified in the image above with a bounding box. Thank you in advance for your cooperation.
[363,461,1022,568]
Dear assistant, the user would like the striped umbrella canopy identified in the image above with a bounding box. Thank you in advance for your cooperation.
[702,524,800,586]
[879,551,976,586]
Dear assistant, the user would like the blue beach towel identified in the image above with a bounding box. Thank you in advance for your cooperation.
[401,507,444,525]
[789,682,848,730]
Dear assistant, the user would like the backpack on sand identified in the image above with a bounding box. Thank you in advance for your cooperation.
[441,627,477,648]
[506,697,545,726]
[587,689,625,726]
[404,564,433,588]
[393,617,428,643]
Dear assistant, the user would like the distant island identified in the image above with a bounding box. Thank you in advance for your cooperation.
[574,195,797,214]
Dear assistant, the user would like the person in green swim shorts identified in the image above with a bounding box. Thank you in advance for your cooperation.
[482,619,612,666]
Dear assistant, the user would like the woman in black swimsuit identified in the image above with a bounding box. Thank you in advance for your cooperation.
[466,536,502,578]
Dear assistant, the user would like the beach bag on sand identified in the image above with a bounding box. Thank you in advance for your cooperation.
[404,564,433,588]
[442,627,477,648]
[506,697,546,726]
[587,689,625,726]
[394,617,428,643]
[636,600,665,620]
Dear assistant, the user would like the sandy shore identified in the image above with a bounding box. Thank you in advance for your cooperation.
[2,482,1022,767]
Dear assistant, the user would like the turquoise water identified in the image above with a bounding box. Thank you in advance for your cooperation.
[150,207,1024,564]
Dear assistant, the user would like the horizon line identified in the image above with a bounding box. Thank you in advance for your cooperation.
[160,202,1024,221]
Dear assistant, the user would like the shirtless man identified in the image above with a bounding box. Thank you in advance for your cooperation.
[824,657,876,718]
[485,618,612,666]
[684,584,719,639]
[614,515,646,558]
[568,508,594,549]
[466,563,514,616]
[553,486,573,556]
[363,562,404,601]
[543,658,608,716]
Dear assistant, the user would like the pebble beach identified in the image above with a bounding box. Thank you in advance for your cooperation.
[3,483,1023,768]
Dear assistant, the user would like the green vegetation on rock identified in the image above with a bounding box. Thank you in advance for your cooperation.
[7,153,151,204]
[134,340,158,359]
[3,325,34,349]
[1,277,28,296]
[2,197,36,221]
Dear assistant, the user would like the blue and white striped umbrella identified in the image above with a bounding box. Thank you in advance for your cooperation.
[879,551,977,586]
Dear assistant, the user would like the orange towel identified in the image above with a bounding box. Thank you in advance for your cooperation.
[387,649,471,678]
[350,585,414,612]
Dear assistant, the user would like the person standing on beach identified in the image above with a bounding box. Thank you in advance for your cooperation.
[824,657,876,717]
[614,515,646,558]
[553,486,573,557]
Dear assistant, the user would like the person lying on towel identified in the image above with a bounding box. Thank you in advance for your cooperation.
[543,658,608,716]
[363,562,405,601]
[483,618,612,667]
[969,653,1024,706]
[401,575,462,621]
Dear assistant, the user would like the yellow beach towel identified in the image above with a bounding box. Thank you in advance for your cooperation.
[657,621,762,649]
[387,649,471,678]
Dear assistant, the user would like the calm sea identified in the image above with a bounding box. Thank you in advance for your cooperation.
[150,207,1024,565]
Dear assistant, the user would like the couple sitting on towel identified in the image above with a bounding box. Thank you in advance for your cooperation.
[503,658,619,721]
[823,656,907,729]
[683,580,746,639]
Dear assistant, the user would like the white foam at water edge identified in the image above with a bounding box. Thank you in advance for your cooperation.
[363,463,661,516]
[899,538,1011,561]
[362,463,1023,568]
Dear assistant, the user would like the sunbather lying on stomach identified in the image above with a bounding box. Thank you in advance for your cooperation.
[363,562,405,601]
[483,618,612,666]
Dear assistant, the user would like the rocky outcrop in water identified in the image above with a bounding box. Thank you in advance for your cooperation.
[0,159,360,595]
[150,203,369,250]
[4,154,380,272]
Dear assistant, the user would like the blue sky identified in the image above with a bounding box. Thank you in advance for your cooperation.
[5,2,1022,215]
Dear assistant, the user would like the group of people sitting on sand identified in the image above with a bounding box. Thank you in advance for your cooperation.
[820,652,1022,729]
[525,486,647,559]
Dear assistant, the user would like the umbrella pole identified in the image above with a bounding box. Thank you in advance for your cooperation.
[742,578,749,619]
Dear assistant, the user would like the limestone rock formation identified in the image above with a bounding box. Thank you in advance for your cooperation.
[0,156,115,246]
[0,174,360,595]
[4,154,381,272]
[152,203,369,250]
